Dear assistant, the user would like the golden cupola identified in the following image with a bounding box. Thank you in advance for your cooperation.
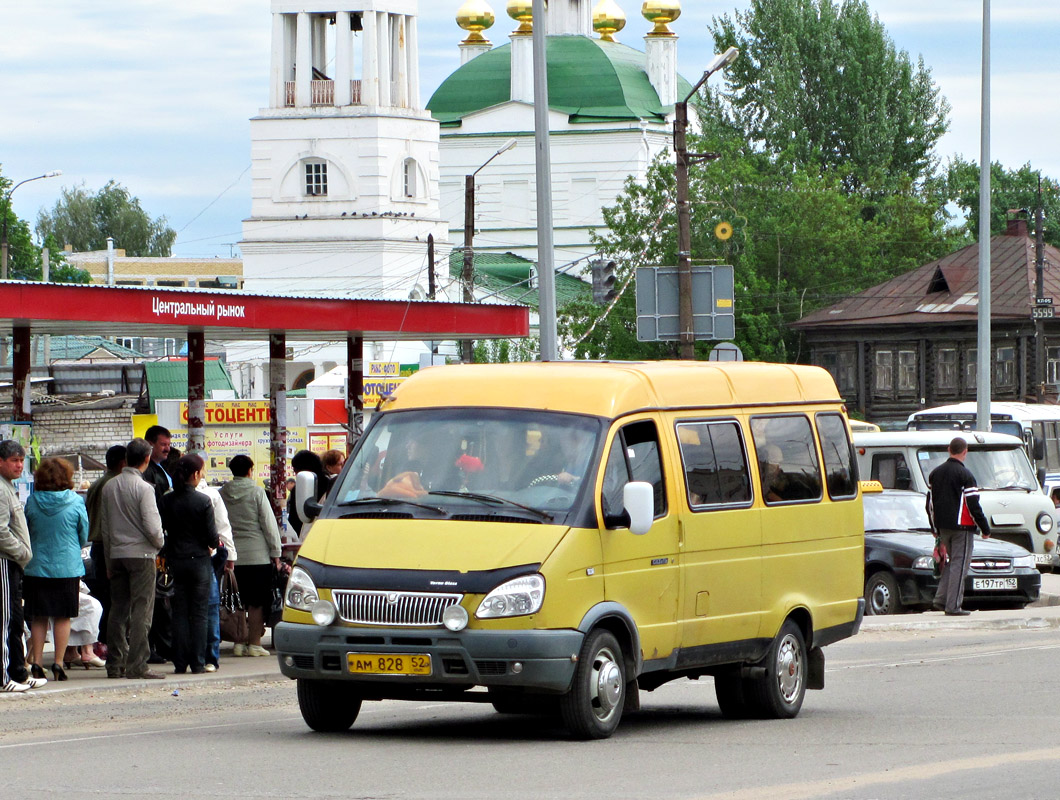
[507,0,534,34]
[641,0,680,36]
[593,0,626,42]
[457,0,496,45]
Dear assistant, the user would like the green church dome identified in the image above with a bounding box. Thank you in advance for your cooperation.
[428,36,692,127]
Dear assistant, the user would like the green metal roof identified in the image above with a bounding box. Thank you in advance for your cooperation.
[33,335,147,365]
[428,37,692,127]
[143,360,236,414]
[449,251,590,310]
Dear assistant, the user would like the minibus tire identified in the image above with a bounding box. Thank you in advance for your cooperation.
[559,629,626,739]
[297,679,362,732]
[714,672,753,719]
[746,620,806,719]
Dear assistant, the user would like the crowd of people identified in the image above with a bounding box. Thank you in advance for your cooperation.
[0,428,345,691]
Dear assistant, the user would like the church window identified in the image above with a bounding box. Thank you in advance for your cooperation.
[305,161,328,196]
[403,158,418,199]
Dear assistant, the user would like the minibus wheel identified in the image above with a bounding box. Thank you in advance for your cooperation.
[559,629,626,739]
[746,620,806,719]
[714,672,753,719]
[297,679,362,732]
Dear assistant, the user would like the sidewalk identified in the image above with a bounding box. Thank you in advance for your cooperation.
[1,637,284,699]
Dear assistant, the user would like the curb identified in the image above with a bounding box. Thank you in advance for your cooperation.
[0,667,285,701]
[861,615,1060,632]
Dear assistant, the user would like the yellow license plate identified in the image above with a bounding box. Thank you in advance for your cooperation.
[346,653,432,675]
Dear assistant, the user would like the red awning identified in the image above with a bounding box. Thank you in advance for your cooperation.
[0,281,529,341]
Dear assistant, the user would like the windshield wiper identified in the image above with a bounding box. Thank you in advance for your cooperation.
[985,485,1034,493]
[426,490,554,522]
[337,497,448,515]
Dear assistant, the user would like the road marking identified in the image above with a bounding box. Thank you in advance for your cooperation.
[827,642,1060,671]
[0,716,301,750]
[692,747,1056,800]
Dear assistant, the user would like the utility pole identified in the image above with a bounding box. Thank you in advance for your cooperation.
[976,0,991,432]
[674,48,738,360]
[532,0,558,361]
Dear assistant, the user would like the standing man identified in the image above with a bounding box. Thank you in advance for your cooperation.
[143,425,173,503]
[928,437,991,616]
[84,444,126,649]
[101,438,166,679]
[143,425,173,664]
[0,440,41,692]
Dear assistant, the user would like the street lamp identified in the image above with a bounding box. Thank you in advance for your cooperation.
[1,170,62,280]
[461,138,518,362]
[674,47,738,359]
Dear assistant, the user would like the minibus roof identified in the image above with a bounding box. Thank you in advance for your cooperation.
[383,361,842,418]
[853,430,1024,448]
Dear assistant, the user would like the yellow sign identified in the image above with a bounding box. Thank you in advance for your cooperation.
[716,299,733,309]
[364,377,406,404]
[179,400,271,426]
[369,362,400,377]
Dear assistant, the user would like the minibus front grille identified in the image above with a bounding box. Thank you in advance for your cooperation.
[332,590,464,627]
[970,558,1012,572]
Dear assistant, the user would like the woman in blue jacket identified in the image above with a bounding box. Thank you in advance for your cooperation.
[24,458,89,681]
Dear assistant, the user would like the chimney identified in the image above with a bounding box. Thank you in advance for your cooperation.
[1005,208,1029,237]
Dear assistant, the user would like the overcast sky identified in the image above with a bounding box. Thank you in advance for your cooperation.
[1,1,1057,258]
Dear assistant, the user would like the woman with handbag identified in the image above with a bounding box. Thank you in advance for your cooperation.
[219,455,281,657]
[23,458,90,682]
[160,454,219,674]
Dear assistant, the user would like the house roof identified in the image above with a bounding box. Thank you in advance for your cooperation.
[427,37,692,127]
[143,360,235,414]
[449,251,590,310]
[793,221,1060,330]
[37,335,147,365]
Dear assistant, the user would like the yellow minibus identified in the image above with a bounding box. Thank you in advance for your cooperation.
[276,361,865,739]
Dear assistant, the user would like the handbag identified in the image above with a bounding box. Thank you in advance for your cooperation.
[155,556,175,599]
[219,571,248,644]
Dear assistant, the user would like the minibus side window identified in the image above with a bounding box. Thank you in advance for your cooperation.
[600,420,667,525]
[815,413,858,500]
[750,415,823,504]
[676,421,752,508]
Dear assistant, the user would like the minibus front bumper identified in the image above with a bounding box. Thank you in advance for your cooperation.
[274,621,583,693]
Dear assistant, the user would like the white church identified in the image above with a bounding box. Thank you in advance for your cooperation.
[232,0,690,387]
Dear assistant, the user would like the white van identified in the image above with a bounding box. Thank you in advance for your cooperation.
[854,431,1057,569]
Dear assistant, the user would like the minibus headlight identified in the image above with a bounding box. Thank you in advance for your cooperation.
[1037,512,1054,534]
[912,555,934,570]
[285,566,319,612]
[476,574,545,619]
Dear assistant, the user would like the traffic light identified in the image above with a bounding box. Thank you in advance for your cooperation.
[591,260,617,305]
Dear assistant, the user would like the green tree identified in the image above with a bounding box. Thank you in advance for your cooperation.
[944,158,1060,247]
[1,171,90,283]
[36,180,177,256]
[709,0,949,193]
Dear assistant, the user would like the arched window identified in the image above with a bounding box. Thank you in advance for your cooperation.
[403,158,418,199]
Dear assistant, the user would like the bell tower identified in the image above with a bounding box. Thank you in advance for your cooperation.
[241,1,448,297]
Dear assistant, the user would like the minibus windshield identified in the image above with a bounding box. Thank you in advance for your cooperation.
[915,446,1038,491]
[333,408,602,519]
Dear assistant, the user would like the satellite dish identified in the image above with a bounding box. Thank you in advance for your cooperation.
[715,221,733,241]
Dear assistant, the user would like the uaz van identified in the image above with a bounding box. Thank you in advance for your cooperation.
[276,362,866,739]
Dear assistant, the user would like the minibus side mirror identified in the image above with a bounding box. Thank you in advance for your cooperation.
[296,471,322,521]
[624,481,654,535]
[1037,466,1047,490]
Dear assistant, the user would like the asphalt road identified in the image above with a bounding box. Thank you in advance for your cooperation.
[2,624,1059,799]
